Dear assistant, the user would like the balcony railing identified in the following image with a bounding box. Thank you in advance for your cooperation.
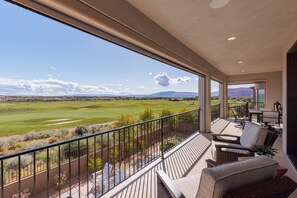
[227,102,265,117]
[211,103,221,122]
[0,109,199,198]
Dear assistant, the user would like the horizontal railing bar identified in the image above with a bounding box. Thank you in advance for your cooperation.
[0,109,199,160]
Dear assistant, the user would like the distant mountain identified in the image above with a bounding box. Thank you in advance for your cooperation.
[147,91,198,98]
[228,87,253,98]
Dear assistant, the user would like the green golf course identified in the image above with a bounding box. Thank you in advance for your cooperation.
[0,99,205,136]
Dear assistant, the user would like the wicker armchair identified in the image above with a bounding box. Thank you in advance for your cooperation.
[212,122,278,163]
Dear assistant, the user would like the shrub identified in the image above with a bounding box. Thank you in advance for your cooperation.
[160,142,176,152]
[160,108,174,124]
[139,107,155,121]
[36,151,57,163]
[61,140,87,158]
[49,136,59,144]
[109,147,119,164]
[159,108,174,118]
[75,126,89,136]
[23,131,53,141]
[6,155,33,171]
[53,171,67,189]
[12,188,31,198]
[88,156,102,171]
[26,141,47,150]
[91,126,101,134]
[13,142,26,151]
[0,140,6,152]
[177,107,194,123]
[59,129,69,137]
[7,136,23,145]
[114,114,136,128]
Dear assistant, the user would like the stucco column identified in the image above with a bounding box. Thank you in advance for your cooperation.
[219,83,224,118]
[199,75,211,132]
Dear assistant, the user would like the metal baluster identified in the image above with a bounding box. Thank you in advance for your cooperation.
[78,141,81,197]
[107,132,110,191]
[118,130,121,178]
[1,160,4,198]
[68,142,72,197]
[18,156,21,198]
[123,128,126,179]
[100,135,103,195]
[47,149,50,198]
[86,138,89,198]
[132,126,135,174]
[58,145,61,198]
[113,130,116,187]
[33,152,36,197]
[94,136,97,197]
[161,119,164,159]
[128,127,131,178]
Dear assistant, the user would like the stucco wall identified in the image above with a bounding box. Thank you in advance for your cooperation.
[227,71,282,108]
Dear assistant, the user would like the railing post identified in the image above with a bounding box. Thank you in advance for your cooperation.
[161,118,164,160]
[246,102,249,116]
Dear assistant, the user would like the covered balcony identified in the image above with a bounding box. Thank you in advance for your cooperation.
[2,0,297,197]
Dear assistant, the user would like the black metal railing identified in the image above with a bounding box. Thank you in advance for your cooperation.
[211,104,221,122]
[228,102,265,117]
[0,109,199,198]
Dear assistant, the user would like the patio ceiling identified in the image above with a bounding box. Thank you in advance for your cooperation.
[127,0,297,76]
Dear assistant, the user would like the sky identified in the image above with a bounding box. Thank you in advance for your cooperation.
[0,1,250,96]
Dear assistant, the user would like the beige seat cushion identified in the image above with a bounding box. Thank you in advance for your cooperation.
[211,141,248,160]
[196,156,278,198]
[240,122,267,148]
[174,174,201,198]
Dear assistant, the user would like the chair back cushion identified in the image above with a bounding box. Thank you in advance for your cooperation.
[240,122,267,148]
[196,156,278,198]
[262,111,280,124]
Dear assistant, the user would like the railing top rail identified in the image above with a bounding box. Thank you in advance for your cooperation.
[0,108,200,160]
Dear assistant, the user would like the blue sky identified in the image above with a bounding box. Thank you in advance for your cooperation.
[0,1,251,96]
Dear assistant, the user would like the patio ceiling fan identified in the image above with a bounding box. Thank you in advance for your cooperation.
[210,0,230,9]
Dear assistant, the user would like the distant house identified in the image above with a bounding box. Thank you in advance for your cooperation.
[168,98,182,101]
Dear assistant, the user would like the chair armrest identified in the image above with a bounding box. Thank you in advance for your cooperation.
[205,159,222,167]
[212,134,240,144]
[156,170,185,198]
[215,144,253,152]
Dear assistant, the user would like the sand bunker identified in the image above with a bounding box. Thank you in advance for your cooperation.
[45,120,81,126]
[45,118,71,123]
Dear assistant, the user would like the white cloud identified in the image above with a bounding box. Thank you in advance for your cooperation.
[47,74,54,78]
[51,66,58,71]
[0,77,131,96]
[108,83,123,87]
[154,72,191,87]
[125,79,129,82]
[139,85,145,89]
[149,72,153,76]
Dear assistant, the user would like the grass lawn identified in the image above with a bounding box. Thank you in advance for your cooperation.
[0,99,204,136]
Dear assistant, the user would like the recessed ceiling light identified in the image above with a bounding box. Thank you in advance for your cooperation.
[228,37,236,41]
[238,61,243,64]
[241,70,246,72]
[210,0,230,9]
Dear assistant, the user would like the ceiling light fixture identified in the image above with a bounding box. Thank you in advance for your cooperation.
[210,0,230,9]
[228,37,236,41]
[241,70,246,72]
[238,61,243,64]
